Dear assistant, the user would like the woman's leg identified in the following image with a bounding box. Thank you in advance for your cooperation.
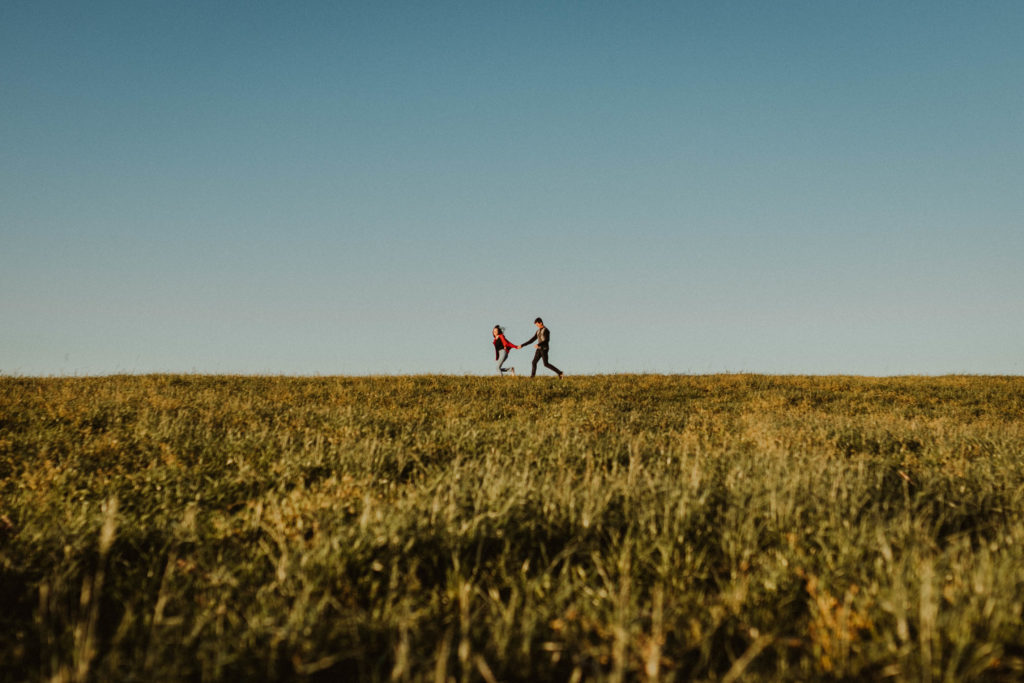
[497,349,510,374]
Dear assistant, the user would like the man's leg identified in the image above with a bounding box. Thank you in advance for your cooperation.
[531,349,542,377]
[541,349,563,376]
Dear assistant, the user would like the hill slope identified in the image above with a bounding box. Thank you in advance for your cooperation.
[2,375,1023,680]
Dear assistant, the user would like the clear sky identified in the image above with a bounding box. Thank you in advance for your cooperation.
[2,1,1022,376]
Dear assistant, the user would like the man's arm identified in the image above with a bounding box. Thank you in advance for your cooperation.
[521,333,537,347]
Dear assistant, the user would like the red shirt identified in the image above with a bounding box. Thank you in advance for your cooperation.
[493,333,519,356]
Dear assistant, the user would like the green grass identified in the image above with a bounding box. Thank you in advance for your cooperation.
[2,374,1024,681]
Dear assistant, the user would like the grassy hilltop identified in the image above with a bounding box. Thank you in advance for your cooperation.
[2,374,1023,681]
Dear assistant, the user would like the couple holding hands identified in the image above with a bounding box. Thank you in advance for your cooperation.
[492,317,564,378]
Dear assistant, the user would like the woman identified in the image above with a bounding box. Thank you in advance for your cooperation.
[492,325,520,376]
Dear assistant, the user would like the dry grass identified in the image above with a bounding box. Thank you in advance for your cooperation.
[1,374,1023,681]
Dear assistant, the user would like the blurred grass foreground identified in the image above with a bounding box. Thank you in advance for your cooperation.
[2,374,1023,681]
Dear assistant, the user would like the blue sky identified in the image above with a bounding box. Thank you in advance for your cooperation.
[2,1,1022,375]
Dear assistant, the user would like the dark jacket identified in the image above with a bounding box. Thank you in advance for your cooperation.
[522,326,550,350]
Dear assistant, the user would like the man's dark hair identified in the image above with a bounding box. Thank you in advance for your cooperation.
[534,317,543,324]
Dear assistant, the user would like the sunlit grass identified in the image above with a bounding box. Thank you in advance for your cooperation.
[2,374,1023,681]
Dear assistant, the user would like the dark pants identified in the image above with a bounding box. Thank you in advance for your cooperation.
[531,347,562,377]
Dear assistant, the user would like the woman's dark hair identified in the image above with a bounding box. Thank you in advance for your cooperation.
[534,317,543,324]
[494,325,504,334]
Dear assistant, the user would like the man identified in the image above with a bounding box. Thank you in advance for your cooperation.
[521,317,564,378]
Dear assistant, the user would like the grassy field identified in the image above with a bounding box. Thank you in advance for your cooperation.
[1,374,1023,682]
